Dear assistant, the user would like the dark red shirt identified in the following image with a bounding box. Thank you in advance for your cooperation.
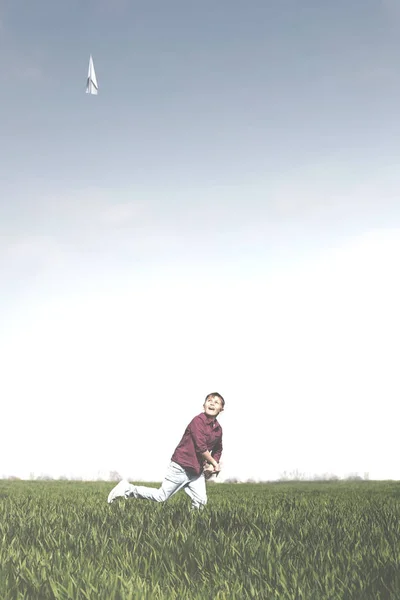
[171,412,223,476]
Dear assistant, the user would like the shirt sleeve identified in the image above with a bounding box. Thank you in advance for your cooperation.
[211,435,223,463]
[189,417,208,454]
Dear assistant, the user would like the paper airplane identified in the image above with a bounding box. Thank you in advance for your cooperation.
[86,55,98,95]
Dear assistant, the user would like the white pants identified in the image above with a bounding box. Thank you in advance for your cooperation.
[127,461,207,509]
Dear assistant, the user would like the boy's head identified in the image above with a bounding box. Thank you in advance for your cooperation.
[203,392,225,418]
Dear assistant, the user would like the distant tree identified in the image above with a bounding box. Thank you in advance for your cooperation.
[224,478,239,484]
[109,470,122,482]
[345,473,363,481]
[312,473,340,482]
[278,469,306,481]
[7,475,20,480]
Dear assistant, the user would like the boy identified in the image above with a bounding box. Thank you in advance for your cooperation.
[107,392,224,509]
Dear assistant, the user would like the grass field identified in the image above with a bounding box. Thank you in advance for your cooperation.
[1,480,400,599]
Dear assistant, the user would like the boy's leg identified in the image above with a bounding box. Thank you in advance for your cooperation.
[184,473,207,509]
[128,462,190,503]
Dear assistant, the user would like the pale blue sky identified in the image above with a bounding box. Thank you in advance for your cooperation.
[1,1,399,480]
[2,1,400,283]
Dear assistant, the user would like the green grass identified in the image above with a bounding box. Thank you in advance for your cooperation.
[1,480,400,599]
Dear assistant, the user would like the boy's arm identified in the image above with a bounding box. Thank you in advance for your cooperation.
[211,437,223,465]
[190,419,220,469]
[201,450,220,470]
[205,439,223,476]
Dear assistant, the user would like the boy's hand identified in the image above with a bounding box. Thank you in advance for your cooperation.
[203,463,215,479]
[203,462,221,479]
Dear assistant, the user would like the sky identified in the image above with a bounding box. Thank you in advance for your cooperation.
[1,0,399,483]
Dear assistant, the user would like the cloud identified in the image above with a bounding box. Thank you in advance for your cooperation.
[1,234,65,268]
[263,160,400,227]
[96,200,151,226]
[1,166,398,291]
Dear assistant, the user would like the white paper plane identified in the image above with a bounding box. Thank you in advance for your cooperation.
[86,55,98,95]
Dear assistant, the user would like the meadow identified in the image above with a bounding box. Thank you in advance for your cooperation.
[1,479,400,599]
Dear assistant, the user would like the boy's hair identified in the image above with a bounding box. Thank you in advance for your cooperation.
[205,392,225,407]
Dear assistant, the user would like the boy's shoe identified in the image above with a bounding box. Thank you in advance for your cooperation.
[107,479,134,504]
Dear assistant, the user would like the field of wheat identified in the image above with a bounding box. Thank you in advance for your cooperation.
[1,479,400,599]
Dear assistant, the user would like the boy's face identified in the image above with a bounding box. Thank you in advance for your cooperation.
[203,396,224,418]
